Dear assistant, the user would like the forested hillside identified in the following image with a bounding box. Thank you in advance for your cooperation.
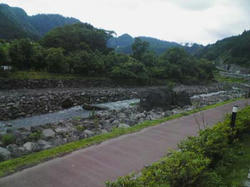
[197,30,250,67]
[0,4,79,40]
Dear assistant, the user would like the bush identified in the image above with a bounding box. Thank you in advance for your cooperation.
[1,133,15,146]
[29,131,42,141]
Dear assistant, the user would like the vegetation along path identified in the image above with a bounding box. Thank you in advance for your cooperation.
[0,99,249,187]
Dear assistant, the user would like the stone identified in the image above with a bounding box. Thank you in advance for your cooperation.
[84,130,95,137]
[7,144,25,157]
[139,88,191,111]
[23,142,39,152]
[118,124,130,128]
[139,88,174,111]
[0,147,11,161]
[42,129,55,138]
[101,129,108,134]
[55,127,69,134]
[61,98,73,109]
[37,140,52,149]
[174,91,192,107]
[112,120,120,126]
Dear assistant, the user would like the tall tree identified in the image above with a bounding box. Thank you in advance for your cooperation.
[132,38,149,61]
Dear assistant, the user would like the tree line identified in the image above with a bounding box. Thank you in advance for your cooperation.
[0,23,215,84]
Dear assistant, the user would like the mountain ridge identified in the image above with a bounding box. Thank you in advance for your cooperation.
[0,3,80,40]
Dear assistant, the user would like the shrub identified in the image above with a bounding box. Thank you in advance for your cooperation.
[1,133,15,146]
[29,131,42,141]
[76,125,86,132]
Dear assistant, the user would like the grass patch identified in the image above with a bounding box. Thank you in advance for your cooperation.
[1,71,109,80]
[0,98,244,177]
[214,72,248,83]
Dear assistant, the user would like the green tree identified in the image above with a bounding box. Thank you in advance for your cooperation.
[132,38,149,61]
[46,48,69,73]
[42,23,113,53]
[30,43,47,70]
[0,46,7,66]
[111,57,148,81]
[9,39,33,70]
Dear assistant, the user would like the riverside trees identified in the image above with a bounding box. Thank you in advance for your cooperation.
[0,23,215,84]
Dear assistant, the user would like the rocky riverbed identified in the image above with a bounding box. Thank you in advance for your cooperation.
[0,83,247,162]
[0,82,240,121]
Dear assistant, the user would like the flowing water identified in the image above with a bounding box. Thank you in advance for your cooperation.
[0,99,140,130]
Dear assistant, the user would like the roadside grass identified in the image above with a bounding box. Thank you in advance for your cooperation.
[214,72,248,83]
[1,71,109,80]
[0,98,244,177]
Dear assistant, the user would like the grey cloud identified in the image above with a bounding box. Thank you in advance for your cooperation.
[164,0,217,11]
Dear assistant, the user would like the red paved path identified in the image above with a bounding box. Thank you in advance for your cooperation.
[0,99,249,187]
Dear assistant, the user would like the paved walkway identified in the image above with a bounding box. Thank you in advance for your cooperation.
[0,99,249,187]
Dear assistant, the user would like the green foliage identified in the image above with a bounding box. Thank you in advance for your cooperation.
[198,30,250,67]
[76,125,86,132]
[9,39,34,70]
[132,38,149,61]
[157,48,215,83]
[1,133,15,146]
[110,57,149,81]
[29,131,42,141]
[46,48,69,73]
[42,23,112,53]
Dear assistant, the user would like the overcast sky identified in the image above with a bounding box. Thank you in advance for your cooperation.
[1,0,250,45]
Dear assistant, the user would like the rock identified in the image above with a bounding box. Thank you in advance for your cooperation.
[37,140,52,150]
[118,124,130,128]
[55,127,69,134]
[6,144,26,157]
[101,129,108,134]
[51,138,66,146]
[82,104,108,111]
[23,142,39,152]
[42,129,55,138]
[0,147,11,161]
[139,88,191,111]
[112,120,120,126]
[61,98,73,109]
[84,130,95,137]
[139,88,174,111]
[174,91,191,107]
[135,113,146,120]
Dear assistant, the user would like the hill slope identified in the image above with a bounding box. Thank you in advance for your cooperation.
[0,3,80,40]
[197,30,250,67]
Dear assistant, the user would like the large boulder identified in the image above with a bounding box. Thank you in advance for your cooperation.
[139,88,174,111]
[0,147,11,161]
[139,88,191,111]
[174,91,192,107]
[42,129,55,139]
[61,98,73,109]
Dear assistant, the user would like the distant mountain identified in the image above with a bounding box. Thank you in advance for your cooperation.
[0,3,80,40]
[107,34,134,54]
[138,36,180,54]
[107,34,203,55]
[29,14,80,36]
[197,30,250,67]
